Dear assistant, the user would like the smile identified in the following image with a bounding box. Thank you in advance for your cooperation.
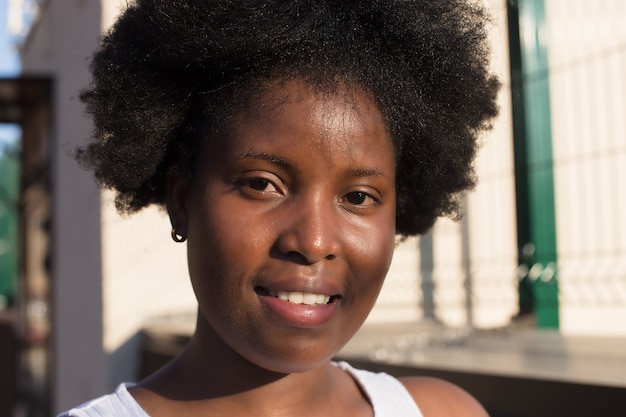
[254,286,338,305]
[255,285,341,328]
[276,291,330,305]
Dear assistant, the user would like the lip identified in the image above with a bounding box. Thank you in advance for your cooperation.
[253,272,344,328]
[258,293,340,328]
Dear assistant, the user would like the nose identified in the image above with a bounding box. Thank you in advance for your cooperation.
[273,196,341,264]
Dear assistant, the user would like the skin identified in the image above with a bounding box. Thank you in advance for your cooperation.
[130,80,488,417]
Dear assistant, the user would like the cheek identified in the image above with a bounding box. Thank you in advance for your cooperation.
[347,211,396,297]
[186,192,278,301]
[186,206,245,297]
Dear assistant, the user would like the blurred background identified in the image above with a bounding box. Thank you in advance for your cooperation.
[0,0,624,416]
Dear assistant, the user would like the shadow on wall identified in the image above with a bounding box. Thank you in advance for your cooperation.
[107,332,144,391]
[108,326,190,390]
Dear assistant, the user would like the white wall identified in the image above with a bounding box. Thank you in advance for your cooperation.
[546,0,626,335]
[100,194,194,388]
[467,0,519,328]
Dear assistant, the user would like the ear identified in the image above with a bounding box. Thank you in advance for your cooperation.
[166,165,191,239]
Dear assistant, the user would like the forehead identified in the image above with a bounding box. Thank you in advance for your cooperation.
[230,79,393,156]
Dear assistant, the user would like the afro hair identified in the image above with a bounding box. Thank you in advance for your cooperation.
[78,0,500,236]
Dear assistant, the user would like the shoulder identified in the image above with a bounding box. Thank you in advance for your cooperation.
[399,376,488,417]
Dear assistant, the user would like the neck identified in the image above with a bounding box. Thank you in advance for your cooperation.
[135,312,348,416]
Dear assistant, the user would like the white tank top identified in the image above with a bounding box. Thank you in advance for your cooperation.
[336,361,424,416]
[59,361,423,416]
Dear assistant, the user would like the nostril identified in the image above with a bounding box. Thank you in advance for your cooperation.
[287,250,306,260]
[273,250,312,265]
[283,251,337,264]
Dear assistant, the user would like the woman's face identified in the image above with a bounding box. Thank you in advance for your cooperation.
[170,80,396,373]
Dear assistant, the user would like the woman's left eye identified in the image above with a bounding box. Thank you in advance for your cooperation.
[344,191,378,207]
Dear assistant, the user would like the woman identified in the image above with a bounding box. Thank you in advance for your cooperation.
[61,0,500,415]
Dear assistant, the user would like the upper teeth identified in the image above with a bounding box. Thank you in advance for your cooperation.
[276,291,331,305]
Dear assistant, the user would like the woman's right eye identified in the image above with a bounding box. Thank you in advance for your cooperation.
[234,174,283,197]
[247,177,271,191]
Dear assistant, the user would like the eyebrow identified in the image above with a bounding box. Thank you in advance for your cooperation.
[234,151,388,177]
[234,151,291,166]
[347,168,387,177]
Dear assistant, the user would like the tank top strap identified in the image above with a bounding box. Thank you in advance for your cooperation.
[334,361,424,417]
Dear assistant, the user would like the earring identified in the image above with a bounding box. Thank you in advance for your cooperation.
[171,227,186,243]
